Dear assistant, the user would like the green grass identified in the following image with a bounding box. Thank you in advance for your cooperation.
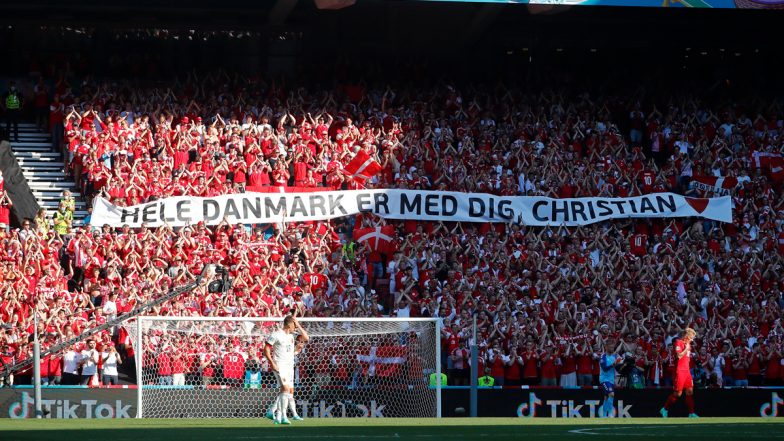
[0,417,781,441]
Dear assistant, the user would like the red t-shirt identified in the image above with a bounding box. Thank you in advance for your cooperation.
[541,352,557,380]
[630,234,648,256]
[222,352,245,379]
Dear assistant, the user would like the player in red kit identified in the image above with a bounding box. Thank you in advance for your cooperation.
[660,328,698,418]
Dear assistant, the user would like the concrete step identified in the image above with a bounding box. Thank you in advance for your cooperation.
[17,132,51,137]
[11,145,54,152]
[16,163,65,170]
[40,201,86,209]
[32,191,82,198]
[22,170,68,178]
[14,152,62,162]
[27,182,77,190]
[12,152,61,159]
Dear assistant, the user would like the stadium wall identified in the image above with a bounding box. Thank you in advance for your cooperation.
[442,388,784,418]
[1,387,783,418]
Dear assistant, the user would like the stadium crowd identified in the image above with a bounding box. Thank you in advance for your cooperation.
[1,69,783,390]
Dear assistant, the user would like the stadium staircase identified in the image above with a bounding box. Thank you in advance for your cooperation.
[11,123,87,226]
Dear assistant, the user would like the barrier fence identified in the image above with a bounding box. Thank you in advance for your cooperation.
[1,386,782,418]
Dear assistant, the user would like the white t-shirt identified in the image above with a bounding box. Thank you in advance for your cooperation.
[101,351,120,376]
[267,329,296,367]
[103,300,117,317]
[81,349,99,376]
[63,350,80,374]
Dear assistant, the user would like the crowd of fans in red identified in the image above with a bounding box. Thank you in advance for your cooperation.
[1,70,783,389]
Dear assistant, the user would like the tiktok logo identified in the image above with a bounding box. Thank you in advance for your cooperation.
[516,392,542,418]
[760,392,784,417]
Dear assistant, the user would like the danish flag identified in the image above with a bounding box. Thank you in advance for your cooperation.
[752,152,784,183]
[689,175,739,195]
[343,151,382,184]
[352,225,397,255]
[357,345,406,377]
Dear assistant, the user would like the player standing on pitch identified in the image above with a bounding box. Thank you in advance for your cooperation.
[264,315,309,425]
[599,341,622,418]
[660,327,698,418]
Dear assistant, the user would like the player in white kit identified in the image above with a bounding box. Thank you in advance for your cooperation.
[264,315,308,424]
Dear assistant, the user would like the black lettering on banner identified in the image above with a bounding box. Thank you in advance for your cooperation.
[498,200,513,221]
[640,197,656,214]
[552,200,569,222]
[628,199,638,214]
[587,200,596,218]
[656,194,677,213]
[121,207,139,224]
[290,196,308,217]
[310,195,327,216]
[609,200,626,214]
[264,197,285,217]
[468,198,485,217]
[204,200,221,222]
[596,200,612,217]
[224,198,240,220]
[373,193,390,215]
[401,193,422,215]
[176,200,191,222]
[356,194,373,212]
[442,195,457,216]
[142,203,157,224]
[243,197,262,219]
[570,201,588,222]
[161,202,176,223]
[328,195,348,215]
[532,201,548,222]
[488,197,495,218]
[424,194,440,216]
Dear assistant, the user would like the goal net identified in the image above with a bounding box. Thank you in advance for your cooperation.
[132,317,440,418]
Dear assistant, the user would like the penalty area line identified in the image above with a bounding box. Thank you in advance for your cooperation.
[569,425,784,438]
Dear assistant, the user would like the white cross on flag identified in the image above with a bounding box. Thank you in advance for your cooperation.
[352,225,397,255]
[357,345,406,377]
[343,151,382,185]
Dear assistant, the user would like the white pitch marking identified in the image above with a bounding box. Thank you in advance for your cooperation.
[569,425,784,438]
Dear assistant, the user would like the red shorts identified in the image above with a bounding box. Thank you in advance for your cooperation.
[674,371,693,392]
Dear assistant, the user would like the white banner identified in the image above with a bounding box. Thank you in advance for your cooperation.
[90,190,732,228]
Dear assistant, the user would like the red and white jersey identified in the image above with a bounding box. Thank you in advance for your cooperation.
[630,234,648,256]
[302,272,328,293]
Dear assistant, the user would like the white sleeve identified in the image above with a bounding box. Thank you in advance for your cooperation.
[266,331,278,347]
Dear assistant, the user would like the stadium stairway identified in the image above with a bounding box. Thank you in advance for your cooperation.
[11,123,87,226]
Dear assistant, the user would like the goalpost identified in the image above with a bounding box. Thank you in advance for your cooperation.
[133,317,442,418]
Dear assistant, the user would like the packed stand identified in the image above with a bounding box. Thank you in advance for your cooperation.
[1,71,784,389]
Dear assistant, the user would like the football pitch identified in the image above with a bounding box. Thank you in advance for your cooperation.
[0,418,782,441]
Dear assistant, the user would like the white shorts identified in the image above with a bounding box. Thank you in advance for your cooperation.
[274,365,295,388]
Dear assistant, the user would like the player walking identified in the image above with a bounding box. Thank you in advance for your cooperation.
[264,315,309,425]
[599,342,622,418]
[660,327,698,418]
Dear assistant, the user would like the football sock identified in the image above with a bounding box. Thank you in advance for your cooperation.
[287,393,299,417]
[685,394,695,414]
[267,395,279,416]
[603,397,614,417]
[664,393,678,410]
[277,393,287,420]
